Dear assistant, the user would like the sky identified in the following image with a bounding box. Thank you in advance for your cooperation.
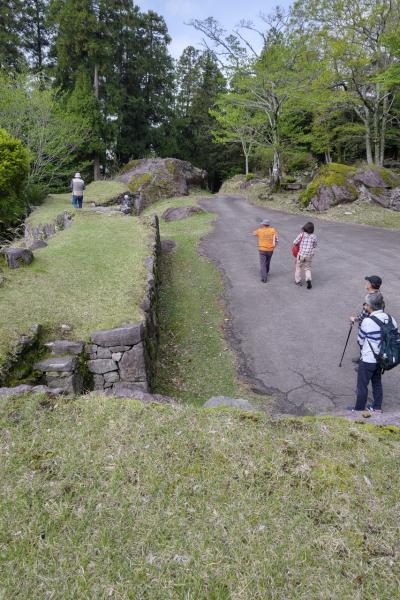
[138,0,294,58]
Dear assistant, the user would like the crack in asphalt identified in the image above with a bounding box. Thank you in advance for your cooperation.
[199,195,400,416]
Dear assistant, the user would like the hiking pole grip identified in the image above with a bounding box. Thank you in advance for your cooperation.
[339,321,354,367]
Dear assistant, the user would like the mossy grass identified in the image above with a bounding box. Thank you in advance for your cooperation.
[368,164,400,187]
[299,163,357,207]
[0,206,150,363]
[1,392,400,598]
[27,181,128,227]
[128,172,153,193]
[143,194,263,407]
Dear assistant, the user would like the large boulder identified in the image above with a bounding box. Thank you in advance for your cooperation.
[300,163,400,212]
[162,205,205,222]
[116,158,207,213]
[3,247,34,269]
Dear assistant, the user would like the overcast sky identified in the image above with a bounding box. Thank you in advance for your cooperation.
[138,0,294,58]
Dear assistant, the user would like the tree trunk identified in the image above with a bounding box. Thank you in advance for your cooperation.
[271,149,281,192]
[380,94,389,167]
[373,106,380,165]
[325,151,332,164]
[365,122,373,165]
[93,64,100,180]
[245,153,249,176]
[93,63,99,99]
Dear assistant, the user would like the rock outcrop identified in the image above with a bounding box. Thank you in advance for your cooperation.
[117,158,207,214]
[162,205,205,221]
[300,163,400,211]
[3,247,34,269]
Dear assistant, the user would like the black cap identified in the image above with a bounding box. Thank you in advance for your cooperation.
[365,275,382,289]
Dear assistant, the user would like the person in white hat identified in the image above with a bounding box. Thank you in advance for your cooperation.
[70,172,85,208]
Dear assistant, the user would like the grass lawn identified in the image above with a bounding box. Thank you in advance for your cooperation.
[143,195,263,407]
[0,207,149,363]
[1,392,400,599]
[27,181,128,227]
[222,180,400,230]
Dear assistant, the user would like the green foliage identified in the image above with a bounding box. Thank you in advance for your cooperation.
[0,73,93,191]
[283,150,315,173]
[23,182,48,206]
[0,127,30,225]
[245,172,255,181]
[299,163,357,206]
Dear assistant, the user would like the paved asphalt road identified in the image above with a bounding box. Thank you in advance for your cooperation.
[201,195,400,415]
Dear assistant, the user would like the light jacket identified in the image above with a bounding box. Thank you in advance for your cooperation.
[70,177,85,197]
[358,310,398,363]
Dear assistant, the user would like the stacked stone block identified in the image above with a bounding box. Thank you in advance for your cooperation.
[87,323,147,391]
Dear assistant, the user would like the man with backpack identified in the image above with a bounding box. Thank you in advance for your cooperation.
[352,292,399,413]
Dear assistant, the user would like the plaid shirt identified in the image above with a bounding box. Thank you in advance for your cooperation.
[293,232,317,257]
[356,304,370,325]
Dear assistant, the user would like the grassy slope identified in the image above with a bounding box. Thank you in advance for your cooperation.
[0,204,149,362]
[27,181,128,227]
[1,392,400,599]
[143,195,263,407]
[221,179,400,230]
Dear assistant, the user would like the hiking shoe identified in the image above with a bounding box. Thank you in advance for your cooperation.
[261,278,267,283]
[306,280,312,289]
[367,406,383,413]
[295,281,302,286]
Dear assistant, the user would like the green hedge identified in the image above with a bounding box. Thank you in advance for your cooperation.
[0,128,30,225]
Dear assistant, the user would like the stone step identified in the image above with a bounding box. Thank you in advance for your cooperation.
[45,340,84,355]
[34,356,76,373]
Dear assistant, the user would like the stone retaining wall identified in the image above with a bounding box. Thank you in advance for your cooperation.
[1,216,161,396]
[86,214,161,394]
[86,215,161,392]
[24,211,72,243]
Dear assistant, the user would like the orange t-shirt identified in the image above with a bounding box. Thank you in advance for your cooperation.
[254,227,278,251]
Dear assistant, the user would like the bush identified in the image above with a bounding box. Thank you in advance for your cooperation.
[283,150,315,173]
[0,128,30,225]
[23,182,48,207]
[245,172,256,181]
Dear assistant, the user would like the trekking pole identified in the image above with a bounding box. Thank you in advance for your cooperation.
[338,321,354,367]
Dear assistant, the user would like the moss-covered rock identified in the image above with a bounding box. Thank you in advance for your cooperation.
[300,163,400,211]
[299,163,357,209]
[117,158,207,213]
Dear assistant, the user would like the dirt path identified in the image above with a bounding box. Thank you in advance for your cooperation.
[201,195,400,419]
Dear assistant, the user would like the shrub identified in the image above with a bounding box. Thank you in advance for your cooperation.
[0,128,30,224]
[23,182,48,207]
[245,172,255,181]
[284,150,315,173]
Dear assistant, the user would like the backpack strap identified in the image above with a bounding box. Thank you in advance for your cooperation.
[365,315,383,361]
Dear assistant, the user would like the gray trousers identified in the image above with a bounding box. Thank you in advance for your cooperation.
[259,251,273,281]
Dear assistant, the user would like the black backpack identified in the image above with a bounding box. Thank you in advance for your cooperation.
[368,315,400,372]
